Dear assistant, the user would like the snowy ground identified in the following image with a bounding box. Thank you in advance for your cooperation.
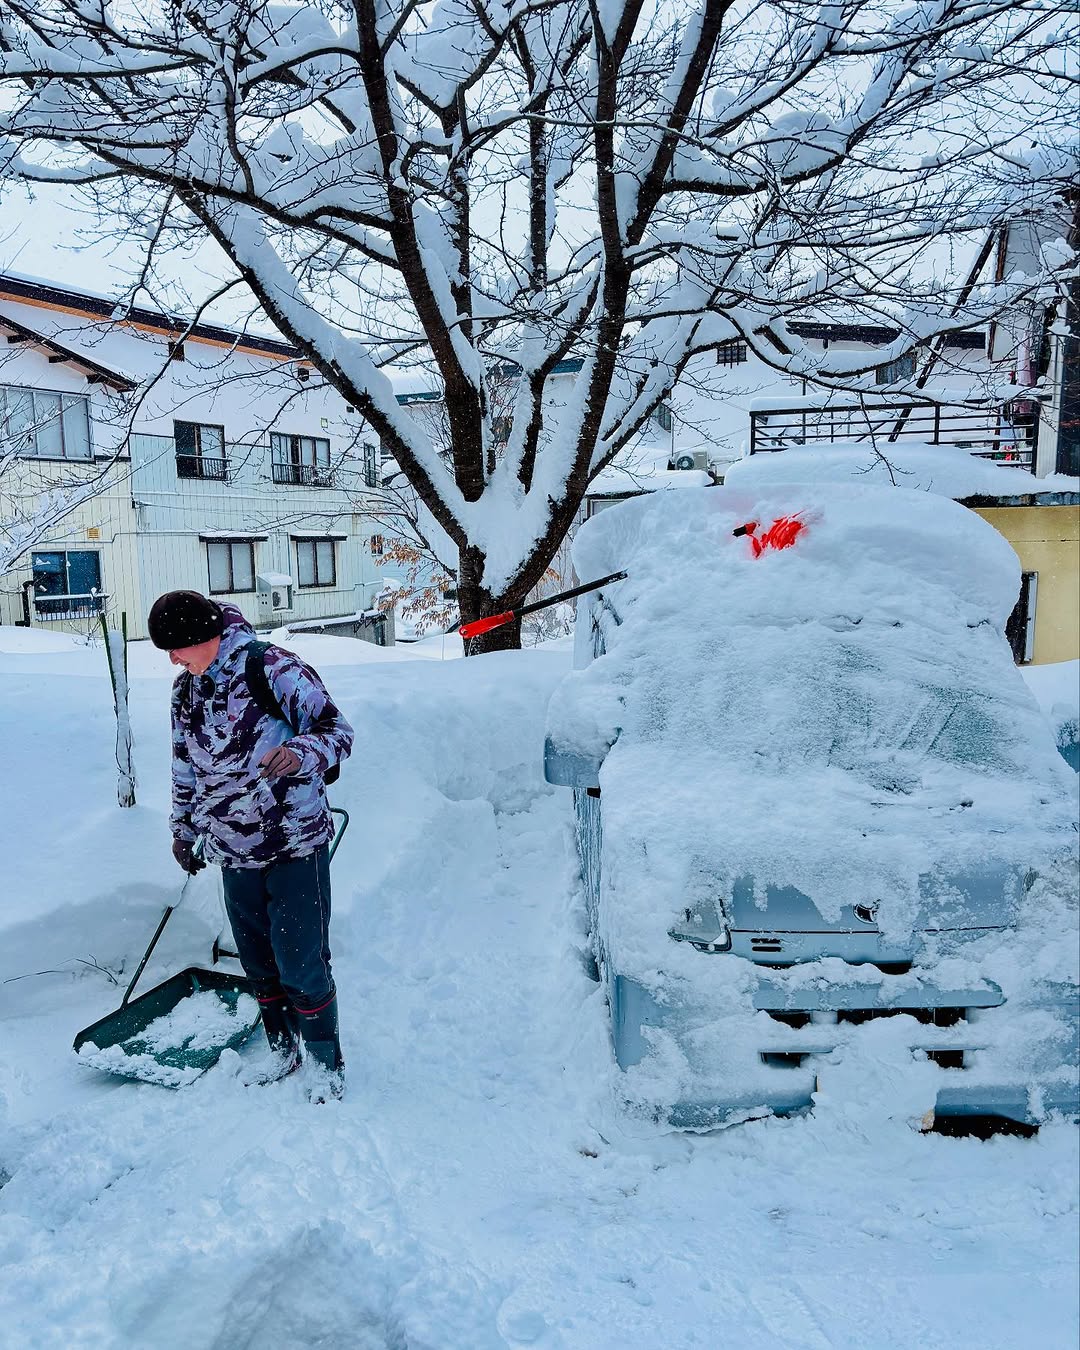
[0,627,1077,1349]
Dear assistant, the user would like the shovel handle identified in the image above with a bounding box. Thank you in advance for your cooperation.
[120,892,183,1008]
[328,807,350,862]
[120,839,203,1008]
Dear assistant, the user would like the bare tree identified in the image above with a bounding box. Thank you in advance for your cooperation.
[0,0,1074,648]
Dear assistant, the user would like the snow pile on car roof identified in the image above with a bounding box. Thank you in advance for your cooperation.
[547,482,1077,973]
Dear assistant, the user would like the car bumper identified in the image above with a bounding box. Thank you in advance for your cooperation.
[610,970,1079,1128]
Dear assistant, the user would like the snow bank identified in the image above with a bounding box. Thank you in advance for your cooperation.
[0,626,91,654]
[549,484,1077,976]
[724,441,1080,499]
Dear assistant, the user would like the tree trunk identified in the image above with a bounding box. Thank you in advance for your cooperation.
[456,543,525,653]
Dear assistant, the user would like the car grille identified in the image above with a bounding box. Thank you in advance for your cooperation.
[761,1005,970,1069]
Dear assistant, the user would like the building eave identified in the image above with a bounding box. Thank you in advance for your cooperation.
[0,314,136,392]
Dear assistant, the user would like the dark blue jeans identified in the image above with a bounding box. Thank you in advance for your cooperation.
[221,845,335,1014]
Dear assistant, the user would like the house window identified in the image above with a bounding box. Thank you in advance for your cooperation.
[296,539,336,588]
[1006,572,1038,664]
[2,384,91,460]
[370,534,385,557]
[31,549,104,617]
[653,403,673,432]
[363,442,378,489]
[876,353,916,385]
[270,432,332,486]
[175,421,227,480]
[207,540,256,594]
[717,340,748,366]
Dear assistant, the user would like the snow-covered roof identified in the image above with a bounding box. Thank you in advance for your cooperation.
[0,312,136,391]
[0,272,298,360]
[724,443,1080,501]
[589,466,711,495]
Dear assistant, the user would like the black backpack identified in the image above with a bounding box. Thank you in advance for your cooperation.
[243,639,340,785]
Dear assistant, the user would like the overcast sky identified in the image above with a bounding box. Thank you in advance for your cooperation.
[0,181,279,335]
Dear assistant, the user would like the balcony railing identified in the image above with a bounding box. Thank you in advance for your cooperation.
[272,461,336,487]
[749,400,1035,470]
[176,453,229,481]
[34,592,109,620]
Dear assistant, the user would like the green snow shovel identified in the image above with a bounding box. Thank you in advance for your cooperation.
[73,809,350,1087]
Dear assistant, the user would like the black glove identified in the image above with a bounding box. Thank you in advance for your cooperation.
[172,838,205,875]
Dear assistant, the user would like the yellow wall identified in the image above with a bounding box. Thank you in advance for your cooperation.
[971,504,1080,664]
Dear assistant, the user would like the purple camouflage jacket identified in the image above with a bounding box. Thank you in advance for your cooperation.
[170,604,354,868]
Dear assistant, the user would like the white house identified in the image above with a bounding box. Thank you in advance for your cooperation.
[0,274,388,641]
[666,321,1040,477]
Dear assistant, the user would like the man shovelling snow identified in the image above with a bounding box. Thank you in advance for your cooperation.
[148,590,354,1101]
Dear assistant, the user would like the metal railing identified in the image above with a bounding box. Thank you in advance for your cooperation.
[749,401,1036,470]
[272,461,336,487]
[176,452,228,481]
[34,591,109,620]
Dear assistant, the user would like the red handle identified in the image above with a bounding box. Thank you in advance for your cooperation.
[459,610,515,640]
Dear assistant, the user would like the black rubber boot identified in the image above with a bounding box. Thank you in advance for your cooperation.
[260,995,302,1057]
[296,994,345,1101]
[245,994,302,1086]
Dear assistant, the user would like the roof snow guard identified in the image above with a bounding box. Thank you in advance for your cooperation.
[0,315,135,392]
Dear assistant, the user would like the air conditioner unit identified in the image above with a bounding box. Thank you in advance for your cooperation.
[674,450,710,472]
[256,572,294,613]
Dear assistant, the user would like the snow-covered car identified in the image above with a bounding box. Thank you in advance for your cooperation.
[544,484,1079,1129]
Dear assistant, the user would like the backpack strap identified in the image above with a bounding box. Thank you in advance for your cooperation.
[243,639,340,785]
[244,640,298,732]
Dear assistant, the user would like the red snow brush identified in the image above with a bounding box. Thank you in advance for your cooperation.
[458,571,628,641]
[733,514,806,556]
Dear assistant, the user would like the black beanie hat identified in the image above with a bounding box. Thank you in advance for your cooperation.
[148,591,225,650]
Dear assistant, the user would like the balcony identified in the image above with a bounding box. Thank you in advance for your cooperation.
[272,461,336,487]
[34,591,109,620]
[176,453,229,481]
[749,400,1035,470]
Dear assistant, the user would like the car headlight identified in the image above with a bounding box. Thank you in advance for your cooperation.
[668,898,732,952]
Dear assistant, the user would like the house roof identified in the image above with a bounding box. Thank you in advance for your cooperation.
[0,273,301,362]
[0,312,136,392]
[786,321,985,350]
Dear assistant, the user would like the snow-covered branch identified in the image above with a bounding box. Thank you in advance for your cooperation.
[0,0,1072,644]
